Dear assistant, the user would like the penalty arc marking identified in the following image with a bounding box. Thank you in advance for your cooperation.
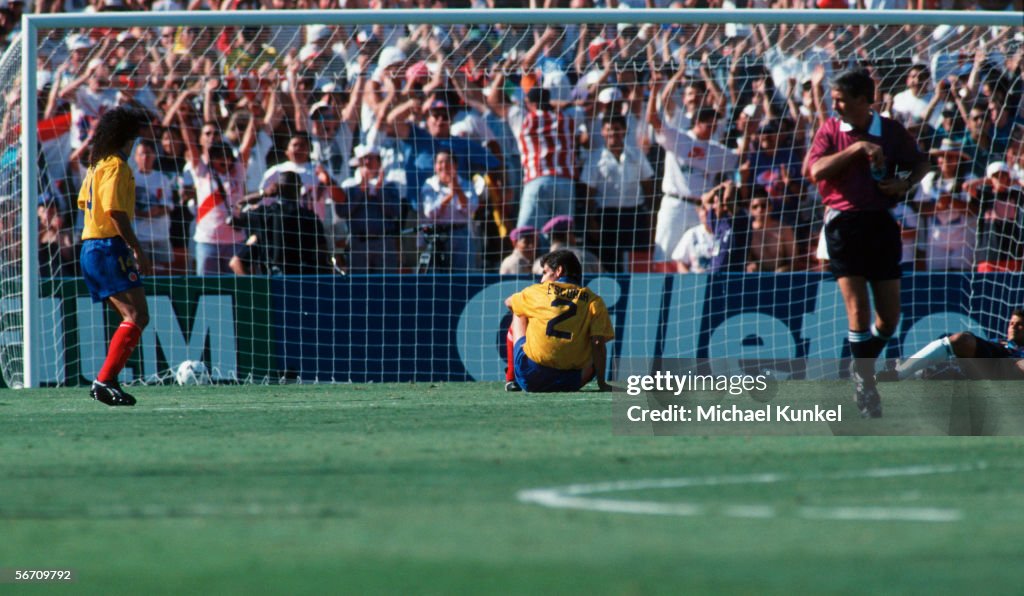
[517,463,987,523]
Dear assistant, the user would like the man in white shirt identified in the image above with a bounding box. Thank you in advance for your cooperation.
[647,103,739,263]
[260,133,320,217]
[58,58,117,150]
[891,64,940,129]
[420,151,481,272]
[672,203,716,273]
[580,114,654,272]
[130,139,176,273]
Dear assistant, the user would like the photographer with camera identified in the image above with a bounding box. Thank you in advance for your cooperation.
[228,171,331,276]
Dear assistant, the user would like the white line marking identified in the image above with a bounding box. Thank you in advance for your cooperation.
[517,463,981,523]
[799,506,962,523]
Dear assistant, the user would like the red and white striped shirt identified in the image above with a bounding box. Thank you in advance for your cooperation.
[191,160,246,245]
[508,105,576,184]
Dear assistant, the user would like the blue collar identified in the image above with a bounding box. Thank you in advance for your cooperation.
[556,276,580,285]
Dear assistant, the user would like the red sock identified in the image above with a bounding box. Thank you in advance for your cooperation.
[506,328,515,382]
[97,321,142,383]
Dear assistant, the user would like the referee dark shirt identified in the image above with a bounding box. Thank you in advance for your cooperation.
[806,113,924,212]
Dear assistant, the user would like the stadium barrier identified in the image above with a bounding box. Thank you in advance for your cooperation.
[3,271,1012,387]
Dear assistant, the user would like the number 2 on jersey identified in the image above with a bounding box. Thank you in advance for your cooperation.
[546,297,577,340]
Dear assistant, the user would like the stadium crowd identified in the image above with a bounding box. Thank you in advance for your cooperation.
[0,0,1022,277]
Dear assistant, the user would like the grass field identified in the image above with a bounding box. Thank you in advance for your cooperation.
[2,382,1023,595]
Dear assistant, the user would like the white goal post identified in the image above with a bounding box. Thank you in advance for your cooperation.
[6,8,1024,388]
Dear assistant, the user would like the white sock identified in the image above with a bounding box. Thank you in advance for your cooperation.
[896,337,953,380]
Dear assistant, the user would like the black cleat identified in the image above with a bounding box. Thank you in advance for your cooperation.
[90,380,136,406]
[850,364,882,418]
[854,385,883,418]
[504,381,522,392]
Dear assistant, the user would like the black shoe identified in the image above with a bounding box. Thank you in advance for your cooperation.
[854,385,882,418]
[850,364,882,418]
[504,381,522,392]
[90,380,136,406]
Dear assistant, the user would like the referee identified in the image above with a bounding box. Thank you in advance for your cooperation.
[805,69,929,418]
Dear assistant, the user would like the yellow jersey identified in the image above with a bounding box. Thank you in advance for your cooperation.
[509,281,615,370]
[78,154,136,240]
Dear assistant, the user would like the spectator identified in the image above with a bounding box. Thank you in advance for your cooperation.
[961,101,994,178]
[933,100,965,143]
[487,85,577,230]
[130,139,176,274]
[647,99,738,263]
[580,113,655,273]
[290,61,363,187]
[987,88,1024,159]
[57,57,118,151]
[895,138,978,270]
[260,132,332,223]
[390,97,500,211]
[965,161,1024,273]
[420,150,481,272]
[339,144,405,273]
[532,215,604,275]
[499,225,538,275]
[925,191,976,271]
[671,201,715,274]
[229,171,332,276]
[181,133,247,276]
[702,180,752,273]
[38,196,76,278]
[891,64,941,128]
[746,192,796,272]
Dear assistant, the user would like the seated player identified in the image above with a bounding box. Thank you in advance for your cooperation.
[894,309,1024,380]
[503,249,615,393]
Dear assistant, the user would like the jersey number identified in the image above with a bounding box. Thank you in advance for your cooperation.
[546,298,577,340]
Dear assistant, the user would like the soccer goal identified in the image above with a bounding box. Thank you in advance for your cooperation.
[1,8,1021,388]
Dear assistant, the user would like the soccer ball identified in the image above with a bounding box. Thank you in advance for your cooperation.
[175,360,212,386]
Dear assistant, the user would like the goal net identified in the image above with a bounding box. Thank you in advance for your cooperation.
[1,9,1021,387]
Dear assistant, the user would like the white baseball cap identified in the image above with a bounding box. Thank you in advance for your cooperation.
[66,34,94,51]
[377,46,407,70]
[597,86,624,104]
[542,70,572,105]
[986,161,1011,177]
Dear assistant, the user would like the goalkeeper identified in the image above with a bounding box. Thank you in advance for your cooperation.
[894,309,1024,380]
[503,249,615,393]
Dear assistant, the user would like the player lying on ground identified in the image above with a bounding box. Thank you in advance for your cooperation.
[503,249,615,393]
[894,309,1024,380]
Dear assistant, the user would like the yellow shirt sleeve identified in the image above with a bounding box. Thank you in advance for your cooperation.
[588,297,615,342]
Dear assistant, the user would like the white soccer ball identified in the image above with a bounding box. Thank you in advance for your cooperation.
[175,360,212,386]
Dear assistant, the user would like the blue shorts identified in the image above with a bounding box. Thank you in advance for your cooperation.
[80,237,143,303]
[513,337,583,393]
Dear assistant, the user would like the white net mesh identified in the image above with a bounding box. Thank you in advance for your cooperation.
[1,11,1022,387]
[0,35,23,388]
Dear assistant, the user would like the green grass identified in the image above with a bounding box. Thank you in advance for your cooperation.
[1,382,1022,595]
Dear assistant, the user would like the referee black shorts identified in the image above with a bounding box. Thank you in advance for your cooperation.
[824,210,902,281]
